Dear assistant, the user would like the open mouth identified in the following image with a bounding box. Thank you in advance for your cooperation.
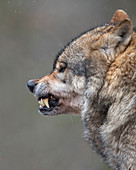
[38,94,59,115]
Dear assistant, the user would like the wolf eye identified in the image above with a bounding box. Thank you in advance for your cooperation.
[59,67,65,73]
[59,62,67,73]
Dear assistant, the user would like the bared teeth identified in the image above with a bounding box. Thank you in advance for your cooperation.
[38,98,44,107]
[43,98,50,108]
[38,98,50,108]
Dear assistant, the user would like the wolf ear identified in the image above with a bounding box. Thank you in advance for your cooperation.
[109,18,132,46]
[109,10,133,46]
[110,9,130,24]
[105,10,133,61]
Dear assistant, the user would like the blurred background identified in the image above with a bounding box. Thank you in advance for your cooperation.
[0,0,136,169]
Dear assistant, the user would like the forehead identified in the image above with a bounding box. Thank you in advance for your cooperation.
[53,24,112,69]
[53,27,96,68]
[53,44,85,69]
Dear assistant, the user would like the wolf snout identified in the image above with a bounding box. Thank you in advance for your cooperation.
[27,79,37,93]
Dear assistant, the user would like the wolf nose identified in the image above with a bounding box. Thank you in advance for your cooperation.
[27,80,37,93]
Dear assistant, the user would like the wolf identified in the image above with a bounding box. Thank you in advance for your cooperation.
[27,10,136,170]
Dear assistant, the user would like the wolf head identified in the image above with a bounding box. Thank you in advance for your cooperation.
[27,10,133,116]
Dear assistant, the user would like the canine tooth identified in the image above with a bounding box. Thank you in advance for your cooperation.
[41,99,44,106]
[39,99,45,107]
[43,98,50,108]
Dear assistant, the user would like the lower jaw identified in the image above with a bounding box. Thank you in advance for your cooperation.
[38,107,57,116]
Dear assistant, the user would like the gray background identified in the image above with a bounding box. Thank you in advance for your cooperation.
[1,0,136,170]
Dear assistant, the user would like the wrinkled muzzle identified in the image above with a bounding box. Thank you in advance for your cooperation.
[27,73,83,116]
[27,76,62,115]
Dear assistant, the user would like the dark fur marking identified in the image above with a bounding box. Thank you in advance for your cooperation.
[71,59,88,77]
